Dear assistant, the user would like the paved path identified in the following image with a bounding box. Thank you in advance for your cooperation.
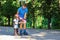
[0,26,60,40]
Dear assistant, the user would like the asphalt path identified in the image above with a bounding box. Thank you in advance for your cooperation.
[0,26,60,40]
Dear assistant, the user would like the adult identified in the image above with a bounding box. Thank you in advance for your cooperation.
[17,4,28,35]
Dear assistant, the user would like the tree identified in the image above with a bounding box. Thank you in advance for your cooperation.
[42,0,59,29]
[27,0,37,28]
[2,0,17,26]
[0,1,1,9]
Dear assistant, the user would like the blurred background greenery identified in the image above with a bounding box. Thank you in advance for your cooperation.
[0,0,60,29]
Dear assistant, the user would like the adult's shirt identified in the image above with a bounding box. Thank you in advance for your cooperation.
[18,6,28,19]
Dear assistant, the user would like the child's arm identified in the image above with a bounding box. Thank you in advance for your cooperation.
[13,19,16,25]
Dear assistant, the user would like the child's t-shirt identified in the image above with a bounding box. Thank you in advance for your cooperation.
[13,19,18,29]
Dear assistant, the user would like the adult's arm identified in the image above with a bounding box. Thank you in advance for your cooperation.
[24,13,27,19]
[24,8,28,19]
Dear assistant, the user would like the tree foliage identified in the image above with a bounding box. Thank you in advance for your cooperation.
[1,0,17,25]
[0,0,59,29]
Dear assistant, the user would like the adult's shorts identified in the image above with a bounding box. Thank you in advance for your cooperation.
[19,17,26,23]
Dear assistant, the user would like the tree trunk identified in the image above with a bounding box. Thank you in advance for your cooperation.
[32,8,35,28]
[48,17,51,29]
[12,16,14,26]
[33,21,35,28]
[32,15,35,29]
[8,16,10,26]
[0,1,1,12]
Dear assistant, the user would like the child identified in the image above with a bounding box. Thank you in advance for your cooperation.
[13,14,19,36]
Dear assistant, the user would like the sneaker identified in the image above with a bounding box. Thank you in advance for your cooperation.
[20,29,23,35]
[23,29,28,35]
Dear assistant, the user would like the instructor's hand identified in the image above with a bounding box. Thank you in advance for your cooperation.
[24,17,26,20]
[24,13,27,20]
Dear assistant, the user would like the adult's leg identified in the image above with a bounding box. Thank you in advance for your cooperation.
[20,22,23,35]
[23,23,28,35]
[24,23,26,29]
[20,23,22,29]
[23,20,26,29]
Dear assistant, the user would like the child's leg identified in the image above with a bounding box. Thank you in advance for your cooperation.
[14,28,18,35]
[14,29,17,35]
[16,28,18,35]
[14,29,15,35]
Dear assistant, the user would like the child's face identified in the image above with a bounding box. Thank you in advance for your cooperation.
[15,14,18,19]
[16,16,18,19]
[15,15,18,19]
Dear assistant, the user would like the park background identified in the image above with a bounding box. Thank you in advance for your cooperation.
[0,0,59,29]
